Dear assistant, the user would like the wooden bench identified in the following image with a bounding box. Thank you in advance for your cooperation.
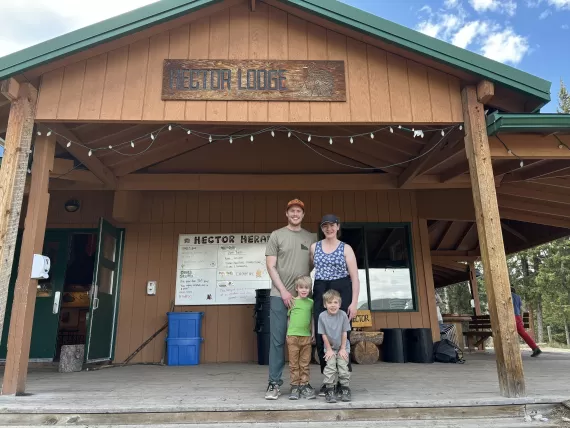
[465,313,531,350]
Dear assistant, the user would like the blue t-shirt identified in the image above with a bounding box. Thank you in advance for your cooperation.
[511,292,522,316]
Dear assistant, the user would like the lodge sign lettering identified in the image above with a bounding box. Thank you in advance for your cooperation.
[162,59,346,102]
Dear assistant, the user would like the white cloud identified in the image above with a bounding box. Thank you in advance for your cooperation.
[563,24,570,29]
[444,0,461,8]
[548,0,570,8]
[0,0,158,58]
[417,21,443,37]
[451,21,489,48]
[480,28,530,64]
[539,9,552,17]
[469,0,517,15]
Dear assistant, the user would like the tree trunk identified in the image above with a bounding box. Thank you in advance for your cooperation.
[565,319,570,347]
[536,297,544,344]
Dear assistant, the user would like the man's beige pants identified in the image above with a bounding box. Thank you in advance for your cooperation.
[323,352,350,387]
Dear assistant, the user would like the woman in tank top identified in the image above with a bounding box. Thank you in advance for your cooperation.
[310,214,361,378]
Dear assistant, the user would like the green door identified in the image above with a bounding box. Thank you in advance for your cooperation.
[0,231,69,360]
[85,218,124,363]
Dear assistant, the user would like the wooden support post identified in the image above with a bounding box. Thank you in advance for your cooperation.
[462,85,525,398]
[0,82,37,344]
[476,80,494,104]
[1,134,55,396]
[468,262,481,316]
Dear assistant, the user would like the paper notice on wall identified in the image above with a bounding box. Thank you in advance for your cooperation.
[175,234,271,305]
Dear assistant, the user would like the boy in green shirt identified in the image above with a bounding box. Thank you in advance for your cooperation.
[286,275,316,400]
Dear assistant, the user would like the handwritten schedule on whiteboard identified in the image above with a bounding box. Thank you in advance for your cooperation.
[175,234,271,305]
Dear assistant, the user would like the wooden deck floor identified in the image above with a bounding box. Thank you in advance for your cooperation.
[0,351,568,414]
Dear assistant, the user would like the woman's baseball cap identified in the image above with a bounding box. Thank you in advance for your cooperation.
[320,214,340,226]
[287,199,305,211]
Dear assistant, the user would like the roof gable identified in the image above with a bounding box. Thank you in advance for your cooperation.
[0,0,551,109]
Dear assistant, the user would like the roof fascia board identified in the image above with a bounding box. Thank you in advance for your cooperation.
[0,0,220,80]
[486,113,570,135]
[279,0,551,107]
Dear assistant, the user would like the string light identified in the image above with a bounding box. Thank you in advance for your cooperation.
[187,130,191,135]
[108,145,113,149]
[46,130,52,137]
[130,141,135,148]
[250,135,254,142]
[520,160,524,168]
[508,149,513,155]
[389,127,393,133]
[168,125,172,131]
[271,131,275,137]
[229,136,233,144]
[37,131,41,136]
[88,150,93,157]
[350,137,354,144]
[559,144,564,149]
[308,135,312,142]
[209,135,213,143]
[150,133,155,141]
[66,141,71,148]
[459,125,463,131]
[370,133,374,139]
[441,130,445,136]
[329,137,333,145]
[288,132,292,138]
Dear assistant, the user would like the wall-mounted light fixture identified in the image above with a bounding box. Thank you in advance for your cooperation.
[64,199,80,213]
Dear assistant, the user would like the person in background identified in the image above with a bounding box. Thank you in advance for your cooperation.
[286,275,316,400]
[264,199,316,400]
[318,289,352,403]
[511,287,542,357]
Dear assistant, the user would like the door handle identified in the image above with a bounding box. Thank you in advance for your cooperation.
[93,297,99,310]
[53,291,61,314]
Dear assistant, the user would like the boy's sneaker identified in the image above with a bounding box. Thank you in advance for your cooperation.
[325,387,337,403]
[301,384,316,399]
[289,385,301,400]
[531,348,542,357]
[335,382,342,399]
[265,383,280,400]
[318,384,327,397]
[340,386,352,402]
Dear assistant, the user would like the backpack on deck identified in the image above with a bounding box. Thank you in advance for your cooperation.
[433,339,465,364]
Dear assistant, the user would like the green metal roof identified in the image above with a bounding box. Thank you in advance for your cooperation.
[486,112,570,136]
[0,0,552,109]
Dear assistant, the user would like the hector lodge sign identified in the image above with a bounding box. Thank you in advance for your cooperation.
[162,59,346,102]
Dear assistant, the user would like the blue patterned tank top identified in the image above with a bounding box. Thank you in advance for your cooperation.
[314,241,349,280]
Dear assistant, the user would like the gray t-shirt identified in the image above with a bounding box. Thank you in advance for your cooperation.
[318,310,351,352]
[265,226,315,297]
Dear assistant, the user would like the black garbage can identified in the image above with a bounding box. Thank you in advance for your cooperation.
[254,289,271,365]
[404,328,434,363]
[381,328,406,363]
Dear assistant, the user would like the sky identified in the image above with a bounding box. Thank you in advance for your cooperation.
[0,0,568,112]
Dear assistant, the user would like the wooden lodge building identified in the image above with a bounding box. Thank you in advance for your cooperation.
[1,0,570,399]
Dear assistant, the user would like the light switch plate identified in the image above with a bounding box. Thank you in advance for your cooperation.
[147,281,157,295]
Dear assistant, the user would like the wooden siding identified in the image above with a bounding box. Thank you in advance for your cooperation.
[42,190,437,363]
[35,3,462,124]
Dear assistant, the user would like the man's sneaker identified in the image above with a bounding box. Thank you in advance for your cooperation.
[531,348,543,357]
[265,383,280,400]
[325,387,337,403]
[318,384,327,397]
[301,383,316,399]
[289,385,301,400]
[340,386,352,402]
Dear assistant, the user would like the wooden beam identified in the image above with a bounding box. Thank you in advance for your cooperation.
[2,134,55,395]
[0,83,37,346]
[418,219,441,343]
[435,222,453,250]
[49,124,117,188]
[530,177,570,189]
[457,223,476,251]
[432,260,469,272]
[421,141,464,175]
[501,160,570,183]
[0,79,20,102]
[489,134,570,159]
[462,85,525,398]
[498,194,570,218]
[497,182,570,205]
[249,0,256,11]
[440,160,470,182]
[431,252,480,261]
[468,262,482,315]
[398,131,449,188]
[476,80,494,104]
[500,221,528,243]
[499,207,570,229]
[493,160,529,177]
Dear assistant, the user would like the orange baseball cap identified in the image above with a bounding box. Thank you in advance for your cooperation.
[287,199,305,211]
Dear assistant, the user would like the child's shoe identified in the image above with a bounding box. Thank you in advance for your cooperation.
[340,386,352,402]
[289,385,301,400]
[325,387,337,403]
[301,383,316,399]
[318,384,327,397]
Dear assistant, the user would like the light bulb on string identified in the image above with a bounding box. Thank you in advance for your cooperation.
[168,125,172,131]
[559,144,564,149]
[271,130,275,137]
[108,145,113,149]
[229,136,233,144]
[37,131,41,136]
[329,137,333,145]
[398,125,402,129]
[389,127,393,133]
[520,160,524,168]
[250,135,254,142]
[507,149,513,155]
[150,133,155,141]
[66,141,71,148]
[459,125,463,131]
[441,130,445,137]
[288,131,292,138]
[130,141,135,148]
[350,137,354,144]
[209,135,213,143]
[187,130,191,135]
[370,133,374,139]
[88,150,93,157]
[308,135,311,142]
[46,130,52,137]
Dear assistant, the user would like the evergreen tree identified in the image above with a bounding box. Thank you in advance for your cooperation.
[559,79,570,114]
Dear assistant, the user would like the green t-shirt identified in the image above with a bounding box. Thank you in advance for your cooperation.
[287,297,313,336]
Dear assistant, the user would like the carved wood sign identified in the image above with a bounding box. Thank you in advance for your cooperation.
[162,59,346,102]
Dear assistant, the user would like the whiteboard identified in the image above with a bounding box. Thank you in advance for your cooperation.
[175,234,272,305]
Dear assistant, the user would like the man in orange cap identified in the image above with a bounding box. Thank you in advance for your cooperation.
[264,199,316,400]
